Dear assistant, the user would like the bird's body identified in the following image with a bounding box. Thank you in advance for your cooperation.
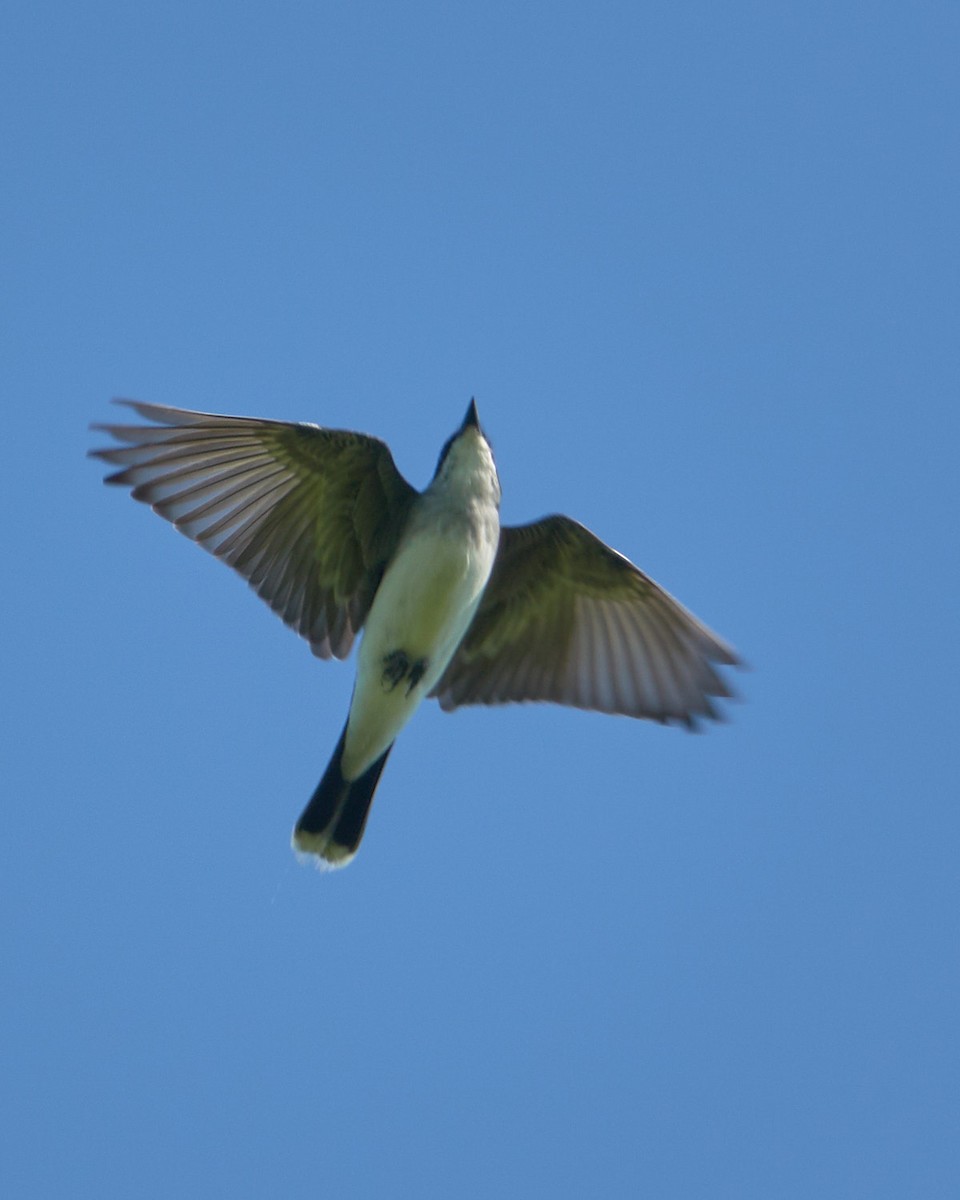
[293,424,501,861]
[346,496,499,776]
[91,398,740,868]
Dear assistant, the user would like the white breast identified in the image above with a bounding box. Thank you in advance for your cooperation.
[341,514,499,778]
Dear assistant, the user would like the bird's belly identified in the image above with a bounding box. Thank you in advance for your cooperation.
[342,530,494,777]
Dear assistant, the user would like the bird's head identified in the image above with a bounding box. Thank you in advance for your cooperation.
[431,398,501,504]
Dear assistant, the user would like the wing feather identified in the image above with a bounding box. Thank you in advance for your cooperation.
[91,400,418,659]
[432,515,739,727]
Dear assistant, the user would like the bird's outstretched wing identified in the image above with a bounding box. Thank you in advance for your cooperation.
[91,401,418,659]
[431,515,740,727]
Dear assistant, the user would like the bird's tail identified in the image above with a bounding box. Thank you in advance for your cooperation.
[292,723,393,868]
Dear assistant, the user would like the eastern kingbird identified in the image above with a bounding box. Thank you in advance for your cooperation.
[92,399,740,867]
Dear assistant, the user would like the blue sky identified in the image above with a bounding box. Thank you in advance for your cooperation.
[3,1,959,1196]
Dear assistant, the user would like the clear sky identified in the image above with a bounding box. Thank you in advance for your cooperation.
[3,2,959,1197]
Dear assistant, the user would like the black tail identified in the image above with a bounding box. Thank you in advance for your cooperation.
[292,724,393,867]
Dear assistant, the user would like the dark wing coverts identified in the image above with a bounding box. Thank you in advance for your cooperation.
[91,401,417,659]
[432,515,739,727]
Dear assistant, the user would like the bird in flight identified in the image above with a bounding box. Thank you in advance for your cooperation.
[91,399,740,867]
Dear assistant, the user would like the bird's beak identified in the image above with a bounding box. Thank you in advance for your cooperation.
[461,397,481,432]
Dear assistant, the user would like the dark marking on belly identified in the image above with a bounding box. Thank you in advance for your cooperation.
[382,650,429,696]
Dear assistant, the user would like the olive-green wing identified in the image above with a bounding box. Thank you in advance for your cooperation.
[91,401,418,659]
[431,515,740,727]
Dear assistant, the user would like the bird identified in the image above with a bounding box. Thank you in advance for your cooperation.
[91,398,740,868]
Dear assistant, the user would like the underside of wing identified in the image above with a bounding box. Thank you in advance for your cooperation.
[431,515,740,727]
[91,401,418,658]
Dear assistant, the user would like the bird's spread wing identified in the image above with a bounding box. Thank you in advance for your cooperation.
[431,515,740,727]
[91,401,418,659]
